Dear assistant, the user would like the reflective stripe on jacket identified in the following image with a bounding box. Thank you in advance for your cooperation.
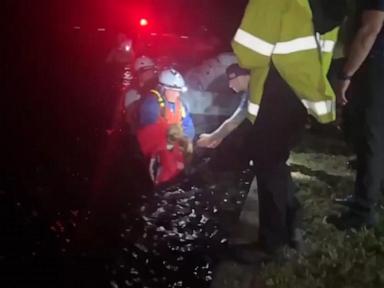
[232,0,339,123]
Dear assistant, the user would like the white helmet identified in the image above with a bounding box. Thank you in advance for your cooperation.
[134,56,155,72]
[159,69,187,92]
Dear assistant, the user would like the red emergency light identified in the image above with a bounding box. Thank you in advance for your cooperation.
[140,18,148,27]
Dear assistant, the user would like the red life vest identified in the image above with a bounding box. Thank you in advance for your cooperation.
[125,89,186,133]
[149,89,185,126]
[150,143,185,185]
[134,90,187,185]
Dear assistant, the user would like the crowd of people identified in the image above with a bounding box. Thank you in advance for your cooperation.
[108,0,384,265]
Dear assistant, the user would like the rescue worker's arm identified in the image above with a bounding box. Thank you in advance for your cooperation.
[180,106,195,156]
[139,96,161,127]
[197,107,246,149]
[197,93,247,149]
[181,111,195,141]
[337,9,384,105]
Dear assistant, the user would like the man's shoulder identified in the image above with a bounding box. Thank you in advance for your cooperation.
[138,94,162,125]
[139,88,159,99]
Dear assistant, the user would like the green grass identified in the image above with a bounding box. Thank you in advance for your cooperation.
[261,132,384,288]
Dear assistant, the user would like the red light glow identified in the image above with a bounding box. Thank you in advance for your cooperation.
[140,18,148,27]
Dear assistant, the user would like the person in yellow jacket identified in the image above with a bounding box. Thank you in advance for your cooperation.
[229,0,340,263]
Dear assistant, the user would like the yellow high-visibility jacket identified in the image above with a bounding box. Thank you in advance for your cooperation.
[232,0,339,123]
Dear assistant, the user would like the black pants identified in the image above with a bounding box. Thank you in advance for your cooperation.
[247,67,307,252]
[209,67,307,252]
[344,56,384,216]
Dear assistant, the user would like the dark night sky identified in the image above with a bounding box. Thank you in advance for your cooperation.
[4,0,248,73]
[4,0,247,33]
[3,0,248,95]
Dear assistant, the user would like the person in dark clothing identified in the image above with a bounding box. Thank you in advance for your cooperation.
[229,66,307,263]
[123,56,158,127]
[196,64,251,175]
[197,64,249,150]
[328,0,384,230]
[207,65,307,264]
[194,63,306,260]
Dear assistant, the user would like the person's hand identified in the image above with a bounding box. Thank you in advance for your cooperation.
[336,79,351,106]
[197,133,222,149]
[335,104,344,131]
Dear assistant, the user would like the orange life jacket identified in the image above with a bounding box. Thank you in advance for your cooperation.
[136,90,188,185]
[149,89,186,126]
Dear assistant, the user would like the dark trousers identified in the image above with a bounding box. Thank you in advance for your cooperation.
[248,67,307,252]
[208,67,307,252]
[344,57,384,216]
